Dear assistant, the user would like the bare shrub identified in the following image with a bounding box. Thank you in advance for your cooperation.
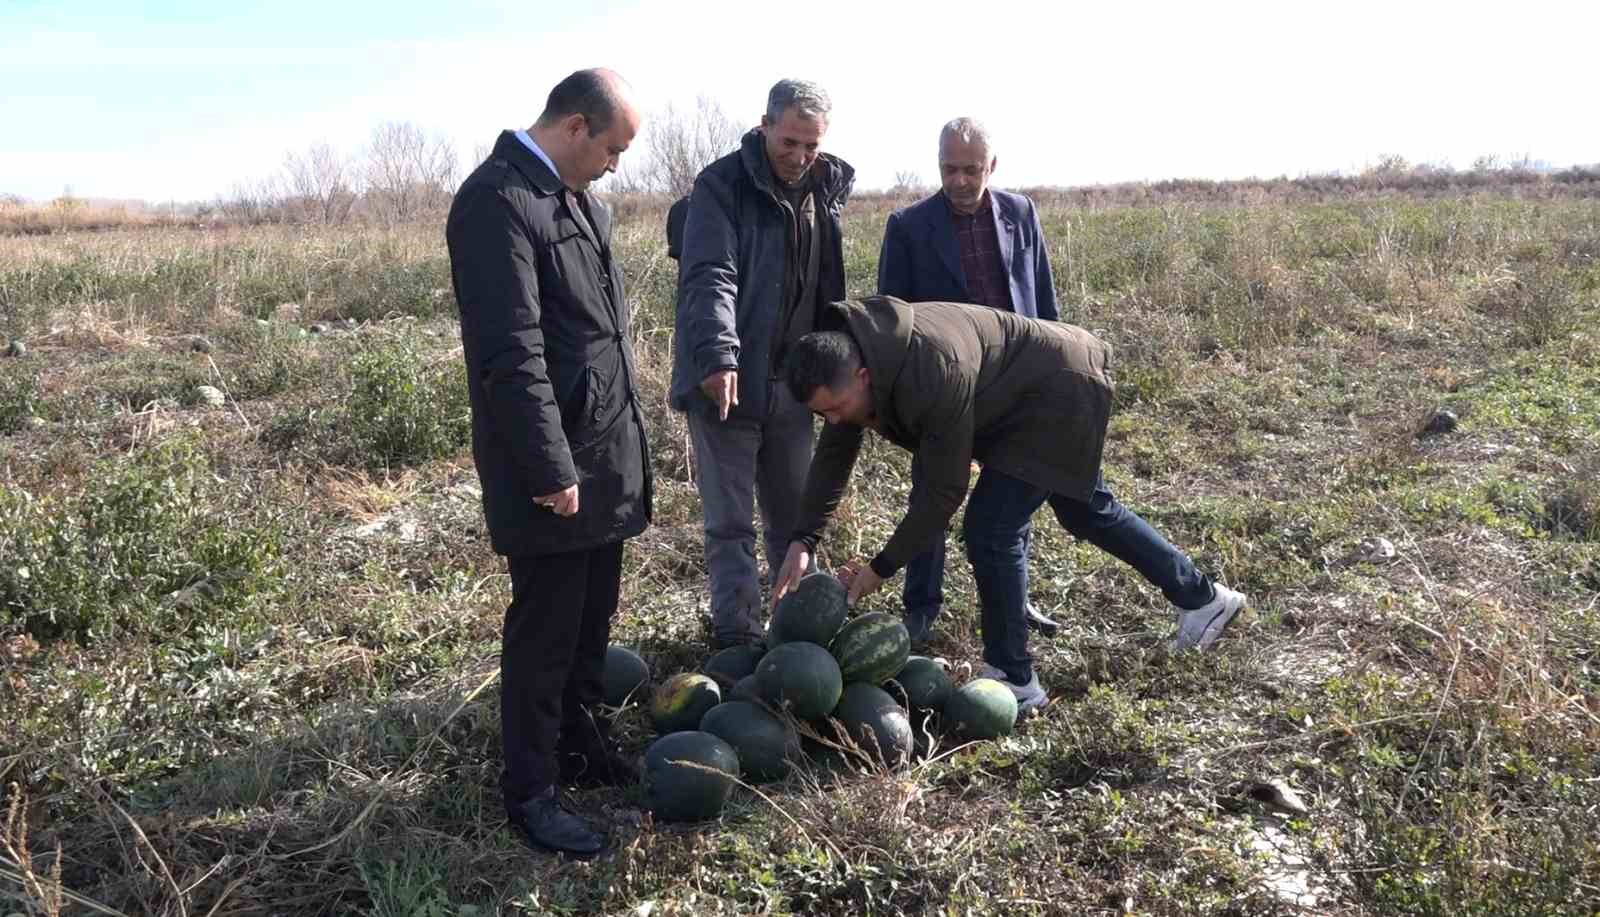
[364,122,458,225]
[889,170,928,197]
[283,142,356,225]
[615,95,743,199]
[215,176,285,225]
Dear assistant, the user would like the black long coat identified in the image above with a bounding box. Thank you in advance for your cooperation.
[445,131,651,557]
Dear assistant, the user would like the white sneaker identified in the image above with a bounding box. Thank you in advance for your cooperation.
[978,665,1049,712]
[1171,584,1248,651]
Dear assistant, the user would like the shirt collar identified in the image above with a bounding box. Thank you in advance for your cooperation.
[514,129,562,185]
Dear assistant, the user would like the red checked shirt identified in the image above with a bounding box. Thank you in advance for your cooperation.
[949,191,1012,311]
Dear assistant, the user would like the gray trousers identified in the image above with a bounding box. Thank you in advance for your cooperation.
[687,382,816,643]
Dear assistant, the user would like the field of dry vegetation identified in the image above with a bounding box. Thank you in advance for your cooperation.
[1,174,1598,915]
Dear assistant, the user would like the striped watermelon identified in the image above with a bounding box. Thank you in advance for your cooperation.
[830,613,910,686]
[944,678,1018,739]
[768,572,848,647]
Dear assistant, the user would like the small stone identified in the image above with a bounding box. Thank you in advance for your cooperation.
[25,415,47,430]
[189,335,213,353]
[194,385,226,407]
[1247,778,1310,816]
[5,340,26,358]
[255,318,271,328]
[1358,536,1397,564]
[342,317,358,330]
[308,323,328,334]
[1419,408,1459,437]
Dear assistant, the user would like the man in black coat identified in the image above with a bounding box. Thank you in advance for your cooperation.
[446,68,651,857]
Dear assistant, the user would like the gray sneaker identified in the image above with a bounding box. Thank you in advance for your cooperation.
[978,665,1049,712]
[1171,584,1247,651]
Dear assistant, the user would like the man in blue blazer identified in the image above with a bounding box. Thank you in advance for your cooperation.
[876,117,1061,644]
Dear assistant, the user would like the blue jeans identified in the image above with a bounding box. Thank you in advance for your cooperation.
[963,469,1215,684]
[902,453,1032,625]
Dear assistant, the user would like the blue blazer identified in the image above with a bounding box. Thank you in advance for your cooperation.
[876,189,1058,321]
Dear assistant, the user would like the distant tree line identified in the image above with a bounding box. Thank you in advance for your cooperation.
[5,110,1598,235]
[210,121,460,226]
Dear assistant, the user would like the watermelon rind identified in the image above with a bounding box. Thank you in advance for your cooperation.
[830,682,913,768]
[755,641,843,720]
[650,673,722,734]
[700,701,798,782]
[641,731,740,822]
[768,573,848,647]
[602,645,650,707]
[944,677,1018,739]
[831,613,911,686]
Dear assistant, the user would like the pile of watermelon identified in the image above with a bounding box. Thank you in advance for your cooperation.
[601,572,1021,822]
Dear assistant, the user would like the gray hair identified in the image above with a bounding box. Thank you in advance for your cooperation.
[766,79,831,124]
[940,117,993,157]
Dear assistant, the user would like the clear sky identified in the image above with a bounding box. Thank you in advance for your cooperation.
[2,0,1594,203]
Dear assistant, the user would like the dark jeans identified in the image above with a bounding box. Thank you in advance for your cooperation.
[963,469,1214,684]
[901,456,1034,622]
[501,541,624,811]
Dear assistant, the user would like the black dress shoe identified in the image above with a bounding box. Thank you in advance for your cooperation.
[508,790,605,857]
[558,745,640,787]
[1024,602,1061,637]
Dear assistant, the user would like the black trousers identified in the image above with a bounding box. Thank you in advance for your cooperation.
[501,540,624,809]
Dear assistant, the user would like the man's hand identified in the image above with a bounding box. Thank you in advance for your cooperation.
[534,484,579,517]
[769,541,812,611]
[700,369,738,421]
[838,559,885,607]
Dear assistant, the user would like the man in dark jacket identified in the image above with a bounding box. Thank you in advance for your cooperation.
[670,78,855,649]
[446,68,651,857]
[772,297,1247,711]
[877,117,1062,644]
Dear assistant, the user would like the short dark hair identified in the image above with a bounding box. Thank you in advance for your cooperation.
[785,331,860,403]
[537,69,623,136]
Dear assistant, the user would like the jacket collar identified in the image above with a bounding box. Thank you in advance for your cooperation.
[737,128,856,205]
[490,130,613,251]
[492,130,563,196]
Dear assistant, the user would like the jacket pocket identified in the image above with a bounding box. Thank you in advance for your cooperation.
[566,345,623,452]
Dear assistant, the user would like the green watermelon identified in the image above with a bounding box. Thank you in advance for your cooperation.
[641,731,740,822]
[755,641,842,719]
[831,613,910,686]
[602,645,650,707]
[730,673,764,704]
[944,678,1018,739]
[831,682,913,768]
[650,673,722,734]
[889,656,953,713]
[703,644,765,690]
[800,731,856,780]
[768,572,848,647]
[700,701,797,782]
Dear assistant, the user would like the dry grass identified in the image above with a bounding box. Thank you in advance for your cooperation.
[1,184,1597,915]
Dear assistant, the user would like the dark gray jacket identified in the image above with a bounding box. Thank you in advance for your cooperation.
[670,128,854,419]
[446,131,652,556]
